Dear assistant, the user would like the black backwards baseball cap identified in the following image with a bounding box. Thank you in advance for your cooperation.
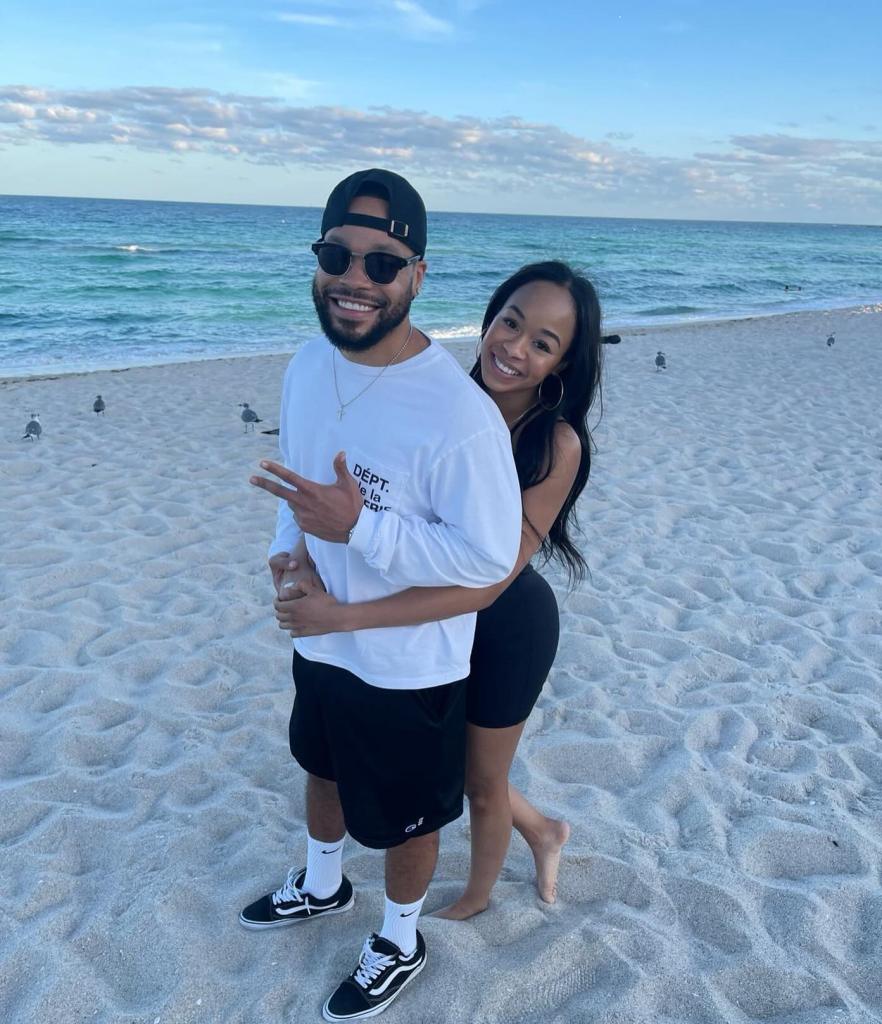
[320,169,427,257]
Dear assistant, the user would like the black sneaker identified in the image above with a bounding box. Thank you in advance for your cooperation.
[322,931,427,1021]
[238,868,354,929]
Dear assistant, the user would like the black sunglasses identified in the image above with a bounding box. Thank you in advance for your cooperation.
[311,241,420,285]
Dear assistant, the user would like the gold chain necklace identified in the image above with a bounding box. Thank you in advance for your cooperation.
[332,324,414,420]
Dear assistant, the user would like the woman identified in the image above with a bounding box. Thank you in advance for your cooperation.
[280,261,603,919]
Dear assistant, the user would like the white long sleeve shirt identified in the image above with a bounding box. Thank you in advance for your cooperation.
[269,335,522,689]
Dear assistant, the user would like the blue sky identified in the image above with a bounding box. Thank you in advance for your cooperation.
[1,0,880,222]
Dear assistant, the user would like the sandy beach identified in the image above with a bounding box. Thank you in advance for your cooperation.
[2,304,881,1024]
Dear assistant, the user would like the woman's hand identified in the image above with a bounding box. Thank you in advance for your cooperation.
[277,555,321,598]
[269,552,294,595]
[274,577,348,637]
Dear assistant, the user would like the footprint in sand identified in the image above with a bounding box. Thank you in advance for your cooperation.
[663,876,752,954]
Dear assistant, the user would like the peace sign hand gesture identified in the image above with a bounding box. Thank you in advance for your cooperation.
[250,451,363,544]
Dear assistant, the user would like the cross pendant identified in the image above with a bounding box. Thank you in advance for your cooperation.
[337,407,344,421]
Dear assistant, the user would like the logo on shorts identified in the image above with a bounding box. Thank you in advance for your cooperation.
[404,817,424,833]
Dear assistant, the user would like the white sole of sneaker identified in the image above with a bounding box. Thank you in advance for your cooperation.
[321,953,427,1021]
[238,894,355,930]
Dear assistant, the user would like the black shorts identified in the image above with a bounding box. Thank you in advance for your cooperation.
[466,564,560,729]
[289,648,467,850]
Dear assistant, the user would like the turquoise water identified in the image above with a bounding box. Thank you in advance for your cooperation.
[2,194,880,377]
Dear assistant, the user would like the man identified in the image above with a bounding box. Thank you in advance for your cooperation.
[240,169,522,1021]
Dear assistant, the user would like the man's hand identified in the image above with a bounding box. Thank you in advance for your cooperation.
[251,452,363,544]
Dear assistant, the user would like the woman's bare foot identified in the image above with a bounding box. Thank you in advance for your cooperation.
[432,896,489,921]
[530,818,570,903]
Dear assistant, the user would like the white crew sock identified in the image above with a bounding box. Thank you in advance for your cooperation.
[379,892,426,956]
[302,833,345,899]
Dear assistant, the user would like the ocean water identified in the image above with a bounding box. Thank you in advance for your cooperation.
[1,194,880,377]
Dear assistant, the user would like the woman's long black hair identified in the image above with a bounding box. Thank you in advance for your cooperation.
[470,261,603,584]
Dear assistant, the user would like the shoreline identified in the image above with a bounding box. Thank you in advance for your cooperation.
[3,301,879,386]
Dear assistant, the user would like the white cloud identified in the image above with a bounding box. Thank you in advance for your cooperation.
[390,0,453,37]
[277,13,345,27]
[276,0,454,39]
[0,101,37,121]
[1,84,880,217]
[256,73,319,102]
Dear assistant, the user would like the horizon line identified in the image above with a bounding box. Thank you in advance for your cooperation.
[2,191,880,231]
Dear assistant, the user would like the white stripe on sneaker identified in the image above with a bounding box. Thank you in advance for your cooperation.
[367,957,421,996]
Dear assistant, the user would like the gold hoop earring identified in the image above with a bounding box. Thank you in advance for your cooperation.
[538,372,564,411]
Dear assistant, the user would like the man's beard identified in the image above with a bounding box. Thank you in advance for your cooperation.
[312,279,412,353]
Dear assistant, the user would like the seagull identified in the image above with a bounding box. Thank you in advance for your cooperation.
[655,351,667,371]
[93,395,106,414]
[23,413,42,440]
[239,402,262,432]
[826,334,835,347]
